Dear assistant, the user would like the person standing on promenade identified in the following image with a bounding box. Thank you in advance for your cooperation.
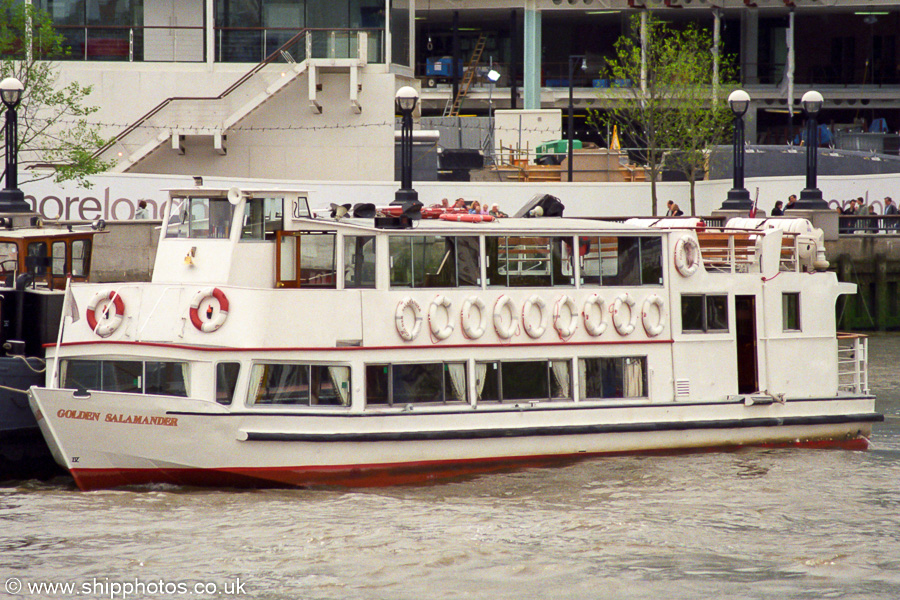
[771,201,784,216]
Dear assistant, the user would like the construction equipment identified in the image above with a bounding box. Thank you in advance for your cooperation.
[443,33,487,118]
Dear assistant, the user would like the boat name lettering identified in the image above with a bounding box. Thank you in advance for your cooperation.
[56,409,102,421]
[104,413,179,427]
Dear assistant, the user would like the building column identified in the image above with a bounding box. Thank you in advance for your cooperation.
[523,1,541,110]
[206,0,215,65]
[741,9,759,85]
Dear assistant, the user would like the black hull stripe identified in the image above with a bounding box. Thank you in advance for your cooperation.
[243,413,884,443]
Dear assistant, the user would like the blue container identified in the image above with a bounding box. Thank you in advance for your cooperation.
[593,78,610,88]
[426,57,462,77]
[613,78,632,88]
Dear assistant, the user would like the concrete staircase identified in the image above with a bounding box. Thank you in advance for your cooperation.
[100,30,369,172]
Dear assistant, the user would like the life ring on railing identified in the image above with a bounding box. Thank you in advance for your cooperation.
[190,287,230,333]
[461,296,488,339]
[493,295,518,340]
[611,293,637,336]
[439,213,495,223]
[86,290,125,338]
[428,294,454,341]
[582,293,607,337]
[553,295,578,339]
[522,295,547,339]
[641,294,665,337]
[674,235,702,277]
[395,297,423,341]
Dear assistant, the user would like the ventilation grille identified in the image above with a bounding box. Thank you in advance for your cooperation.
[674,379,691,398]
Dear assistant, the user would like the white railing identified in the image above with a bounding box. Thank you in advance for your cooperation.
[837,333,869,395]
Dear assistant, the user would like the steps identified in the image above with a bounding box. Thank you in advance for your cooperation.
[443,33,487,118]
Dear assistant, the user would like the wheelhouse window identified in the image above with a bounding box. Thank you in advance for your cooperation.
[389,236,480,288]
[580,236,663,286]
[579,357,647,399]
[72,239,90,277]
[241,197,282,240]
[52,241,66,276]
[475,360,571,402]
[60,360,189,397]
[783,292,801,331]
[344,235,376,289]
[248,363,350,407]
[365,362,467,406]
[485,236,573,287]
[166,197,235,239]
[681,294,728,333]
[26,242,49,277]
[276,232,336,288]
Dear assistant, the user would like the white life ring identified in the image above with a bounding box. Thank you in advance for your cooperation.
[86,290,125,338]
[460,296,489,339]
[582,293,607,337]
[553,295,578,339]
[493,295,518,340]
[641,294,665,337]
[674,235,701,277]
[395,297,423,341]
[427,294,454,341]
[611,293,637,336]
[189,287,230,333]
[522,295,547,339]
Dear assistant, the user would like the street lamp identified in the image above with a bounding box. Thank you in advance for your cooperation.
[0,77,30,213]
[797,90,828,209]
[485,69,500,166]
[393,86,420,217]
[721,89,752,210]
[567,55,586,182]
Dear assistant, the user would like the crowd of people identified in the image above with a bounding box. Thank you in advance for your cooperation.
[769,194,898,233]
[432,198,508,218]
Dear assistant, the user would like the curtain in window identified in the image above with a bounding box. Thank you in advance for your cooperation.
[475,362,488,400]
[624,358,643,397]
[551,360,571,399]
[59,360,69,388]
[447,363,467,402]
[578,360,587,401]
[181,363,191,397]
[248,364,265,404]
[328,366,351,406]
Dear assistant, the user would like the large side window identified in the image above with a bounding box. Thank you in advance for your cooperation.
[276,232,336,288]
[487,236,573,287]
[389,236,479,288]
[580,236,663,286]
[681,294,729,333]
[60,360,189,397]
[579,357,647,399]
[248,363,350,407]
[344,235,376,289]
[475,360,571,402]
[364,362,467,407]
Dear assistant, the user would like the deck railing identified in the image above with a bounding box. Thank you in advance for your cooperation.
[837,333,869,395]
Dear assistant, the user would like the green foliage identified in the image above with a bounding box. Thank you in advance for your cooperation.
[0,0,113,187]
[586,13,738,215]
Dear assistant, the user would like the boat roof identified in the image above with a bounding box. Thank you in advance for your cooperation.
[300,217,656,234]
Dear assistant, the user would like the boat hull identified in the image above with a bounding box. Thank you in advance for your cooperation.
[29,387,881,491]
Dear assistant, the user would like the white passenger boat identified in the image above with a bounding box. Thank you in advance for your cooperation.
[28,188,881,490]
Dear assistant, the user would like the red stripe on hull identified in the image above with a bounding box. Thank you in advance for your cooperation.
[68,436,870,491]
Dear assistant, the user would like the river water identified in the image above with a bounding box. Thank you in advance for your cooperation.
[2,336,899,600]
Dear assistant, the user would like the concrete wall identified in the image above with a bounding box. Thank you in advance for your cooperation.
[69,221,162,283]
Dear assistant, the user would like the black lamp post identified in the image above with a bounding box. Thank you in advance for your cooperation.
[393,86,420,216]
[797,90,828,209]
[0,77,30,213]
[721,89,752,210]
[567,55,586,183]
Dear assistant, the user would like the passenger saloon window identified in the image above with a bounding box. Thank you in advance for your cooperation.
[579,357,647,399]
[475,360,571,402]
[344,235,376,288]
[249,363,350,406]
[783,292,801,331]
[681,294,728,333]
[389,236,479,288]
[580,236,663,286]
[365,363,467,406]
[166,197,235,239]
[60,360,189,397]
[486,236,572,287]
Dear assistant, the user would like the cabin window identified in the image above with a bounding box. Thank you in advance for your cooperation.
[26,242,48,276]
[216,362,241,405]
[485,236,573,287]
[579,236,663,286]
[248,363,350,406]
[51,241,66,276]
[475,359,571,402]
[389,236,480,288]
[276,232,336,288]
[365,362,467,406]
[60,360,189,396]
[344,235,376,289]
[241,197,282,240]
[681,294,728,333]
[72,239,90,277]
[0,242,17,274]
[579,357,647,399]
[783,292,801,331]
[166,197,235,239]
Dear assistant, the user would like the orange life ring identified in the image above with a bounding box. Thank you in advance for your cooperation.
[190,287,230,333]
[438,213,495,223]
[86,290,125,338]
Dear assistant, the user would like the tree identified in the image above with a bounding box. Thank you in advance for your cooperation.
[0,0,112,188]
[588,13,736,215]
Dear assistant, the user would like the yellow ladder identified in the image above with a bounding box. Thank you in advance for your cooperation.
[443,33,487,117]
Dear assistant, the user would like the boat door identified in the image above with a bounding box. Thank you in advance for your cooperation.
[735,295,758,394]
